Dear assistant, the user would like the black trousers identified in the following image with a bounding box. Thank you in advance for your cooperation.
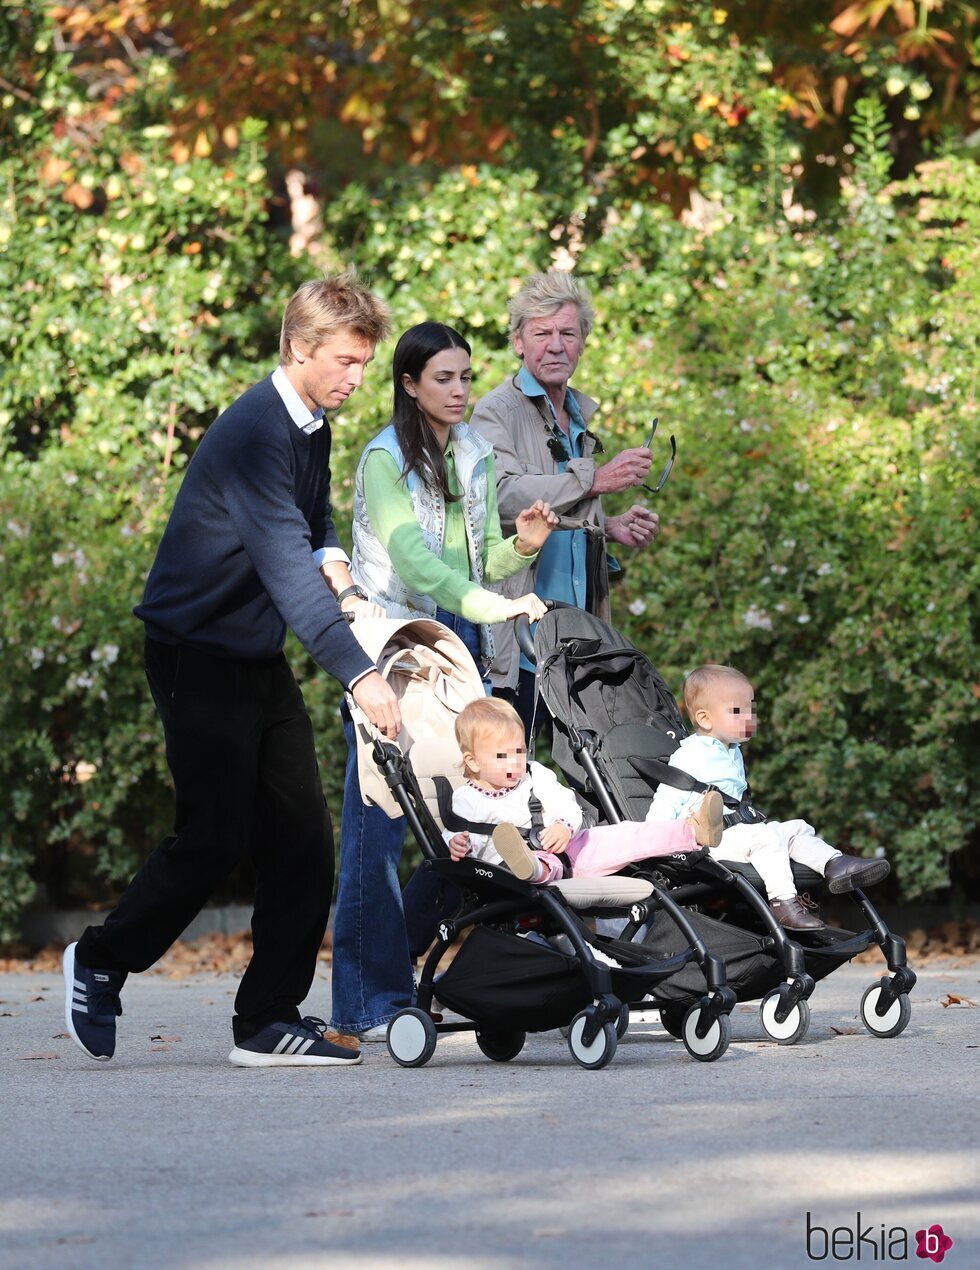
[77,639,332,1040]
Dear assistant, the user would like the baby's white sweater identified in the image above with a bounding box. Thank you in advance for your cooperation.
[446,762,583,866]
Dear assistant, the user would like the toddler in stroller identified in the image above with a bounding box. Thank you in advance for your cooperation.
[349,617,737,1067]
[523,604,916,1044]
[646,664,891,931]
[445,697,723,883]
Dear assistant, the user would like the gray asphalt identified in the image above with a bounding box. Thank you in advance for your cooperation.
[1,958,978,1269]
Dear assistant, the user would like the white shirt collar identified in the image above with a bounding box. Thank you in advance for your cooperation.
[272,365,324,434]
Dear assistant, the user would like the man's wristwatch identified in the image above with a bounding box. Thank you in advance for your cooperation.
[337,584,368,605]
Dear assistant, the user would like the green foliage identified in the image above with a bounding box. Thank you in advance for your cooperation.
[0,6,975,938]
[0,11,302,938]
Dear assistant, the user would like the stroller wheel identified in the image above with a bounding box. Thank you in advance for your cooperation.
[615,1003,630,1040]
[386,1008,438,1068]
[658,1005,686,1040]
[476,1029,526,1062]
[860,983,912,1039]
[681,1003,731,1063]
[567,1009,618,1070]
[760,989,811,1045]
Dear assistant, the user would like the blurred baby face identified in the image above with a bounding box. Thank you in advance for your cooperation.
[464,725,528,791]
[695,678,757,746]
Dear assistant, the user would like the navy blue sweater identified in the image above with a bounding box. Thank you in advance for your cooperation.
[135,375,374,688]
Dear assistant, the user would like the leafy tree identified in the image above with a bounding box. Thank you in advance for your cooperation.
[0,4,303,936]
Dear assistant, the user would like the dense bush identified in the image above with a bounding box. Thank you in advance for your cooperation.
[0,13,304,935]
[1,9,975,938]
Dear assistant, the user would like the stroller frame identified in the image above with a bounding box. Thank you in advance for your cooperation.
[518,606,917,1043]
[371,736,738,1068]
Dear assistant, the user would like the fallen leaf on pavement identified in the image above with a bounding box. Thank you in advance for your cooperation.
[941,993,977,1008]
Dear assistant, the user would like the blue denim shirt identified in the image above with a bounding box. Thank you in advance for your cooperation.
[516,366,588,672]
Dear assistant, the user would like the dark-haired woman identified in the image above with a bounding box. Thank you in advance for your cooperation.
[330,322,557,1041]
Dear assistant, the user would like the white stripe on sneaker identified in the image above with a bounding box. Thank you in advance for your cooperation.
[296,1038,314,1055]
[273,1035,293,1055]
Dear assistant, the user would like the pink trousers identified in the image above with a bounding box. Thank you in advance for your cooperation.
[533,820,698,885]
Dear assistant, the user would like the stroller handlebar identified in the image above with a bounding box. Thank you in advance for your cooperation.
[513,599,573,664]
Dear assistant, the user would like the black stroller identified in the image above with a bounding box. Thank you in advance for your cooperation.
[518,605,916,1045]
[348,616,737,1069]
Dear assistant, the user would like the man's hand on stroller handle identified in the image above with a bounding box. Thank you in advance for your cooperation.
[514,500,559,555]
[350,671,402,738]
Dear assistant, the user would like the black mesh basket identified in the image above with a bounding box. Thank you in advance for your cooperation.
[433,926,594,1032]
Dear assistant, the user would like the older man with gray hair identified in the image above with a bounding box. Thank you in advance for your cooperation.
[470,270,660,733]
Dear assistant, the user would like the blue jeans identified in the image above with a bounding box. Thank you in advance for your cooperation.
[330,609,486,1032]
[433,607,491,695]
[330,707,414,1032]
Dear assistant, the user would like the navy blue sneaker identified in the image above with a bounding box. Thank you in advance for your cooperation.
[228,1016,363,1067]
[63,941,123,1062]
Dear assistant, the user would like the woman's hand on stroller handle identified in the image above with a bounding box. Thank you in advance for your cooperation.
[504,592,549,622]
[350,670,402,739]
[513,598,566,661]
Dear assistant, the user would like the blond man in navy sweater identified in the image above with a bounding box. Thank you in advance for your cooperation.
[63,272,401,1069]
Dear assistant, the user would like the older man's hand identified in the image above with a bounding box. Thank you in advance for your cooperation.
[590,447,653,495]
[606,506,660,548]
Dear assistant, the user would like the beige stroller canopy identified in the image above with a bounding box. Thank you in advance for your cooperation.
[347,616,488,817]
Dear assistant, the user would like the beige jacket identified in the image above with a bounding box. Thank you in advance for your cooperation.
[469,374,612,690]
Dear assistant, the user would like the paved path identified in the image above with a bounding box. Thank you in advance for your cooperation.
[1,958,978,1269]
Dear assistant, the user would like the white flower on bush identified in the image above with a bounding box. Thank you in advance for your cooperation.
[797,613,811,624]
[52,551,71,566]
[793,480,809,494]
[739,419,752,432]
[62,472,79,486]
[771,564,787,575]
[91,644,119,666]
[67,672,96,691]
[743,606,773,631]
[816,562,832,576]
[628,599,647,616]
[6,519,28,538]
[29,647,45,668]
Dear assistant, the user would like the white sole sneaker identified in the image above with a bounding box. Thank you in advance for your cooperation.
[355,1024,391,1043]
[228,1046,362,1067]
[63,942,115,1062]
